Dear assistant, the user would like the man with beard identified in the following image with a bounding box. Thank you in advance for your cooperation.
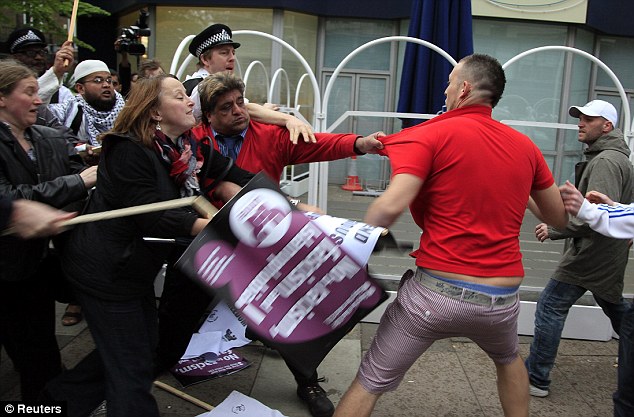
[48,60,125,146]
[525,100,634,399]
[6,27,75,105]
[5,28,75,128]
[48,60,122,327]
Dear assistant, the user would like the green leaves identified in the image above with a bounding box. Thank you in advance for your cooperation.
[2,0,110,51]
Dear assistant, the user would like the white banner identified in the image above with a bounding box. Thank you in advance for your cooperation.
[182,300,251,359]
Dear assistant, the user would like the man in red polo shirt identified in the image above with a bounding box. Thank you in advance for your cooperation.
[333,54,568,417]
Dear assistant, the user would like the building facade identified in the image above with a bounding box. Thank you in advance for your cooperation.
[76,0,634,187]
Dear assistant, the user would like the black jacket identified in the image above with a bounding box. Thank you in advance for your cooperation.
[62,133,253,300]
[0,123,89,281]
[0,196,11,231]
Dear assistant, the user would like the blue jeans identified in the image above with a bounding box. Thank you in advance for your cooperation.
[614,300,634,417]
[526,279,629,390]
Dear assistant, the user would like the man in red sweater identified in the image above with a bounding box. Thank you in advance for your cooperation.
[193,71,382,184]
[158,71,383,417]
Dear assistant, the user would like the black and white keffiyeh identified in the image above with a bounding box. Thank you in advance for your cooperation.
[75,93,125,145]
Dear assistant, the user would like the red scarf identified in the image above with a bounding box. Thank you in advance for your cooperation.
[153,129,203,196]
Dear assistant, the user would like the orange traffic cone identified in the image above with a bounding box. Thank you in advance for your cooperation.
[341,155,363,191]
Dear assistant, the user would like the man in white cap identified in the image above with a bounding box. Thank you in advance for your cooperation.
[525,99,634,398]
[186,23,315,143]
[48,59,125,146]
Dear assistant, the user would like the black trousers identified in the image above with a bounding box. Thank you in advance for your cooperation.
[43,290,160,417]
[0,269,62,401]
[156,246,319,385]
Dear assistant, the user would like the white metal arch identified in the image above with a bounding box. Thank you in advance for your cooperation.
[242,60,270,101]
[169,34,195,79]
[269,68,292,107]
[294,73,311,109]
[233,30,322,128]
[503,46,633,159]
[318,36,458,210]
[322,36,458,127]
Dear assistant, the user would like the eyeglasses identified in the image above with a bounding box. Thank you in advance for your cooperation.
[81,77,114,85]
[15,48,48,58]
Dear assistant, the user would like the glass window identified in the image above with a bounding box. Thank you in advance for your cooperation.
[154,7,273,80]
[356,76,388,135]
[474,18,589,184]
[563,129,581,151]
[568,28,594,110]
[561,155,580,184]
[324,73,353,132]
[474,19,568,124]
[282,12,318,122]
[473,19,568,66]
[596,37,634,91]
[324,19,394,71]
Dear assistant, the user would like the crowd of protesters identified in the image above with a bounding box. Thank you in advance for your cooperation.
[0,22,632,417]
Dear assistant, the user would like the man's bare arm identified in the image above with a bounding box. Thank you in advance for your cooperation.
[364,173,423,228]
[530,183,568,230]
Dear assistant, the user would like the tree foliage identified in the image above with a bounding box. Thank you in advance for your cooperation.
[1,0,110,50]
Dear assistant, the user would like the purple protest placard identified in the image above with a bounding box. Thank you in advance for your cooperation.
[176,173,387,378]
[171,350,251,387]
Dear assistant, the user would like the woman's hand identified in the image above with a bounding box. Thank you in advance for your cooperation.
[191,218,211,235]
[296,202,324,215]
[80,166,98,189]
[9,200,76,239]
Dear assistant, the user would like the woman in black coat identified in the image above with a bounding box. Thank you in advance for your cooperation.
[53,75,252,417]
[0,59,96,401]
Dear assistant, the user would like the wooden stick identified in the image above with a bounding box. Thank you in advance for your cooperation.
[192,196,218,219]
[1,196,213,236]
[67,0,80,42]
[59,196,201,227]
[64,0,80,66]
[153,380,214,411]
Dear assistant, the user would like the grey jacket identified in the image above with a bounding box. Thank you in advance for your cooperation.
[549,129,634,303]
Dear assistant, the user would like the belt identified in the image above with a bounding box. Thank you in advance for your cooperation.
[413,268,517,307]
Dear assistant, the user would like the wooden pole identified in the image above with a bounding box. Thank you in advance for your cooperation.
[2,196,217,236]
[60,196,200,227]
[64,0,80,67]
[153,380,214,411]
[191,196,218,219]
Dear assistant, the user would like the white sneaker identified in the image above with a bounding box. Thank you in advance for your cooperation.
[530,384,549,397]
